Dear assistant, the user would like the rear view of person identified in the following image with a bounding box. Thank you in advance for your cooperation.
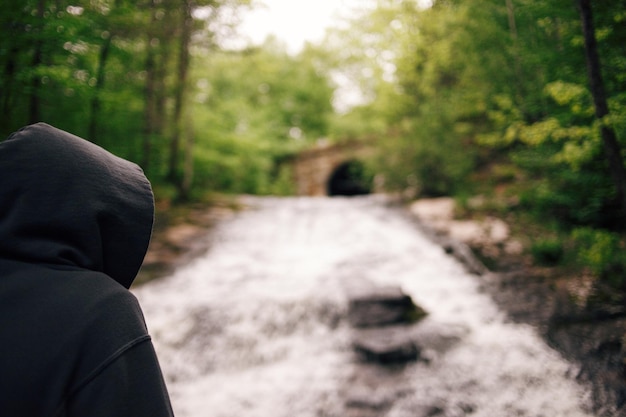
[0,123,174,416]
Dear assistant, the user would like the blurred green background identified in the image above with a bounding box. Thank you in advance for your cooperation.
[2,0,626,289]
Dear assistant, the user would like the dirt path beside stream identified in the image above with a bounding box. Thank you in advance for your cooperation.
[135,198,240,285]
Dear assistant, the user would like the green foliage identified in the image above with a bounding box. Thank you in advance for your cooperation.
[268,164,296,196]
[327,0,484,196]
[514,158,616,227]
[2,0,626,239]
[388,120,475,196]
[188,44,334,195]
[464,0,626,231]
[545,81,591,111]
[0,0,257,199]
[571,227,626,289]
[1,0,327,199]
[530,239,564,266]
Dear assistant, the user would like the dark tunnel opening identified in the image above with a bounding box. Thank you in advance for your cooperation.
[327,160,372,196]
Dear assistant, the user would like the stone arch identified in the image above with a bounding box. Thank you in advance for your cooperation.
[291,140,377,196]
[327,159,372,196]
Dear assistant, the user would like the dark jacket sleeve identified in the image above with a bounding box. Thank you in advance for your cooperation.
[64,339,174,417]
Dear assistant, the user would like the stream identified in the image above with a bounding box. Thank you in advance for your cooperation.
[134,195,595,417]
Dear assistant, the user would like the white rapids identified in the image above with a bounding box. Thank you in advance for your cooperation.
[133,195,595,417]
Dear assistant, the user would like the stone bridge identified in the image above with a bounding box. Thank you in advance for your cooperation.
[289,139,377,196]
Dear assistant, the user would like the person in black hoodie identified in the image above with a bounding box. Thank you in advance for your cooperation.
[0,123,174,416]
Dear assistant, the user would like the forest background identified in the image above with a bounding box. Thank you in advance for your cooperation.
[1,0,626,295]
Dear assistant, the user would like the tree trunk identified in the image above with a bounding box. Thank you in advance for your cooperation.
[89,35,112,144]
[182,118,195,201]
[142,0,159,171]
[154,39,170,135]
[505,0,517,41]
[168,0,193,199]
[505,0,525,110]
[1,44,19,129]
[29,0,46,124]
[578,0,626,214]
[142,44,156,171]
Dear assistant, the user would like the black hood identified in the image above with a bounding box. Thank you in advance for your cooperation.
[0,123,154,288]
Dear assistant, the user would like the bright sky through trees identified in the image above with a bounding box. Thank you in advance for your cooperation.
[235,0,433,54]
[229,0,434,112]
[234,0,365,54]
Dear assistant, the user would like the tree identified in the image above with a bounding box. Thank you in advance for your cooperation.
[162,0,253,199]
[167,0,193,198]
[29,0,46,124]
[578,0,626,215]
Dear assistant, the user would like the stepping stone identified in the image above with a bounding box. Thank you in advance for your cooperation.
[347,285,426,327]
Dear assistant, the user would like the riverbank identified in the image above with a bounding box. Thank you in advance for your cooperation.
[135,195,241,285]
[410,197,626,417]
[136,195,625,416]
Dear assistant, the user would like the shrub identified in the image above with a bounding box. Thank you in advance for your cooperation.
[531,239,564,266]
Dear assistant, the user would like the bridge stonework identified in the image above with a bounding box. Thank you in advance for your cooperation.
[290,140,375,196]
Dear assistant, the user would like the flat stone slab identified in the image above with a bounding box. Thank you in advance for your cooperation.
[347,285,426,327]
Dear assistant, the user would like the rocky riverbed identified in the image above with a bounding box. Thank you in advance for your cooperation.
[136,195,625,416]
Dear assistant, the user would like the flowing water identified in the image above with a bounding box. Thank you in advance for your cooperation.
[134,196,595,417]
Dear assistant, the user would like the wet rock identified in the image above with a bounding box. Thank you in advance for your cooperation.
[441,238,488,275]
[344,408,383,417]
[416,404,445,417]
[399,402,476,417]
[342,367,412,417]
[345,285,427,365]
[344,389,392,411]
[347,285,426,327]
[352,326,420,364]
[410,320,469,355]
